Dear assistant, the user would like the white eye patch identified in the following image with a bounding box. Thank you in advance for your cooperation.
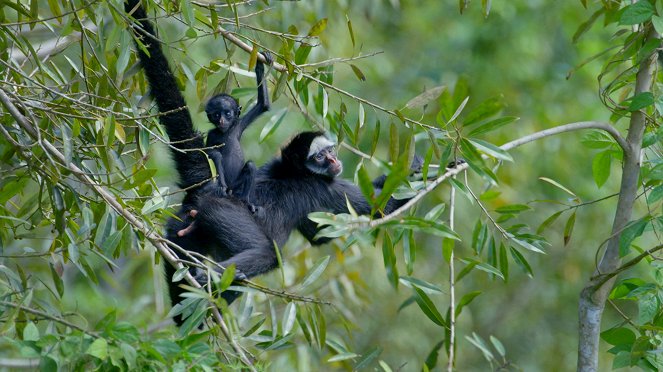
[307,136,335,158]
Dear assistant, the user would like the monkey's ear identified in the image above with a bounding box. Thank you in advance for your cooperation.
[237,106,242,115]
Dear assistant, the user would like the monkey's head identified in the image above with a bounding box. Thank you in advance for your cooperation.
[282,131,343,179]
[205,94,241,131]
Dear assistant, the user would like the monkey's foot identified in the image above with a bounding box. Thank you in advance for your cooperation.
[446,159,466,169]
[261,51,273,65]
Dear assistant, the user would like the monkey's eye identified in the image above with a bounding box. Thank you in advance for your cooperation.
[315,153,324,161]
[225,112,233,118]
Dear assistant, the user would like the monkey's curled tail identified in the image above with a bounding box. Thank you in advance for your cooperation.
[125,0,210,190]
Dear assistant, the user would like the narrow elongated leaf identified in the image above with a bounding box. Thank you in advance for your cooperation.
[346,15,356,47]
[354,347,382,371]
[467,116,518,136]
[537,210,564,234]
[259,108,287,143]
[539,177,577,197]
[399,276,443,294]
[564,211,576,246]
[468,138,513,162]
[405,86,446,109]
[455,291,481,316]
[300,256,330,289]
[413,288,447,327]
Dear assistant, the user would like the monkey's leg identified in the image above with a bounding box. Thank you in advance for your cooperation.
[195,198,278,278]
[233,161,259,213]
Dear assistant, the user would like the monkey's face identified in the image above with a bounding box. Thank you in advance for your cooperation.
[205,95,240,132]
[305,136,343,177]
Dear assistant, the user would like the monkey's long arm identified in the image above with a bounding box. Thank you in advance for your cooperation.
[238,53,272,133]
[125,0,210,189]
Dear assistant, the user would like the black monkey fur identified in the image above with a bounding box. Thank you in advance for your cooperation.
[125,0,416,324]
[199,52,272,208]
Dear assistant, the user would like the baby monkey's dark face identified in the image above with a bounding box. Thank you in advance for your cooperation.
[205,94,241,132]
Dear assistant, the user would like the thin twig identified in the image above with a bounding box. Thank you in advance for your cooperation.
[0,300,98,338]
[364,121,630,228]
[446,173,457,372]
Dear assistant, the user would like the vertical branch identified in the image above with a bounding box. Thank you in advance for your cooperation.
[577,28,659,372]
[446,175,457,372]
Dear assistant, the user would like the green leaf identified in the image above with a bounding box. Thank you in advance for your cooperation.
[499,243,509,282]
[86,338,108,360]
[346,15,356,48]
[442,237,454,263]
[259,108,287,143]
[308,18,328,36]
[405,86,446,109]
[23,322,39,341]
[455,291,481,316]
[463,96,504,126]
[619,217,650,257]
[383,217,460,240]
[282,302,297,335]
[300,256,330,289]
[424,340,445,371]
[382,232,399,289]
[510,236,545,254]
[172,267,188,282]
[354,347,382,371]
[460,258,504,280]
[573,8,605,43]
[218,263,237,292]
[537,210,564,234]
[495,204,531,214]
[357,163,375,202]
[413,288,447,327]
[468,138,513,162]
[467,116,518,136]
[620,1,655,25]
[510,247,533,277]
[652,15,663,34]
[648,163,663,180]
[592,150,611,188]
[647,185,663,205]
[350,64,366,82]
[601,327,636,346]
[399,276,443,294]
[328,352,359,362]
[564,211,576,246]
[628,92,655,111]
[490,336,506,357]
[538,177,577,197]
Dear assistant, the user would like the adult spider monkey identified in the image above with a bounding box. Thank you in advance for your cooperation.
[125,0,420,324]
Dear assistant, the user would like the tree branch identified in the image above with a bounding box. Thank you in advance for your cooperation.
[0,300,99,338]
[577,28,659,372]
[365,120,629,228]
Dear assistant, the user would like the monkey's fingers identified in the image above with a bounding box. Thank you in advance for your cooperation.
[189,209,198,218]
[177,222,196,237]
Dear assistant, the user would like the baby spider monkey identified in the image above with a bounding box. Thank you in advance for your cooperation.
[177,52,273,237]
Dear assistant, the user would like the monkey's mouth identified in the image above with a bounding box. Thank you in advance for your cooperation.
[330,162,343,176]
[217,120,231,131]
